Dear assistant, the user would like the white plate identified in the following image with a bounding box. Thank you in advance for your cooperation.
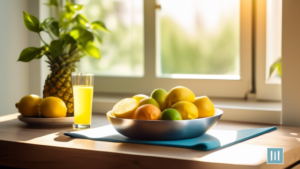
[18,115,74,126]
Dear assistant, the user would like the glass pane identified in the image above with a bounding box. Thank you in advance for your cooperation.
[77,0,144,77]
[158,0,240,79]
[266,0,282,84]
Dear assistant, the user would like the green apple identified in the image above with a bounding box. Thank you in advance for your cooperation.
[139,98,160,109]
[151,88,168,111]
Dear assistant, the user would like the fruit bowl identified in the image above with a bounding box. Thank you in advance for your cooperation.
[107,108,223,140]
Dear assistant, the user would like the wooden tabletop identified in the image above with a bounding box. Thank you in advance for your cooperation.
[0,113,300,169]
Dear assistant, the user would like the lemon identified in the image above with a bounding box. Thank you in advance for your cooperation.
[166,86,195,108]
[132,94,149,102]
[40,97,67,118]
[113,98,138,119]
[193,96,215,118]
[171,101,198,120]
[15,94,42,117]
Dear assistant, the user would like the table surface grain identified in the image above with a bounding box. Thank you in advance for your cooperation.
[0,113,300,169]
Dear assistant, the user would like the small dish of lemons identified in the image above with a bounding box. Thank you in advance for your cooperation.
[16,95,73,126]
[107,86,223,140]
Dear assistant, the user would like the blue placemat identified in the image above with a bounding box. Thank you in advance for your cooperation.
[64,125,276,151]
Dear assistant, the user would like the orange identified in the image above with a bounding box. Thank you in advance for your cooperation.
[133,104,161,120]
[193,96,215,118]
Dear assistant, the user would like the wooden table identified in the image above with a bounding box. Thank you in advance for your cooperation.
[0,113,300,169]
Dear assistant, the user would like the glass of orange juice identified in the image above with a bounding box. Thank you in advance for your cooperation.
[71,73,94,129]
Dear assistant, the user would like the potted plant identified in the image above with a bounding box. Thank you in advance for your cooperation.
[17,0,108,116]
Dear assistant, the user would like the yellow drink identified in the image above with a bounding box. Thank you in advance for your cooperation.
[73,85,94,125]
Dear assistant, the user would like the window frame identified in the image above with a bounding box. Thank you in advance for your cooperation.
[93,0,253,99]
[255,0,281,101]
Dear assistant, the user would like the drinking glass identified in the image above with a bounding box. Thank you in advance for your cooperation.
[71,73,94,129]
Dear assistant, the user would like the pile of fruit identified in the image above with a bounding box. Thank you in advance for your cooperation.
[110,86,215,120]
[16,95,67,118]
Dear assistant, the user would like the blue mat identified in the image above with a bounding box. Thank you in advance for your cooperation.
[64,125,276,151]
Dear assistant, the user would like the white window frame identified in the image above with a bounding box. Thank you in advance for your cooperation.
[93,0,253,99]
[255,0,281,101]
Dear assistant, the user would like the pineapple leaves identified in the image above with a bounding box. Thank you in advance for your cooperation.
[49,40,63,59]
[79,42,101,59]
[269,58,282,78]
[18,47,44,62]
[43,18,59,37]
[91,21,109,33]
[23,12,43,33]
[44,0,58,7]
[19,1,107,63]
[75,14,89,27]
[70,27,94,43]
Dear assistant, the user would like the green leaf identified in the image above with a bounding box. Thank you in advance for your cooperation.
[269,58,282,77]
[18,47,43,62]
[79,42,100,59]
[91,21,109,33]
[74,4,83,11]
[48,21,59,37]
[44,0,58,6]
[49,40,63,58]
[62,34,76,45]
[43,18,59,37]
[23,11,43,33]
[70,27,94,43]
[277,61,282,77]
[92,32,102,44]
[74,14,89,27]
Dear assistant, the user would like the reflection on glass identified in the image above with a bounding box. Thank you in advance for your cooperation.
[77,0,144,77]
[158,0,240,78]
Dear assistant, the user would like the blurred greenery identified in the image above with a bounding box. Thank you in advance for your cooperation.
[78,0,239,76]
[160,17,239,75]
[77,0,143,76]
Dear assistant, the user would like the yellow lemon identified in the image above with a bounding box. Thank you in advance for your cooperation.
[166,86,195,108]
[15,94,42,117]
[193,96,215,118]
[132,94,149,102]
[171,101,198,120]
[40,97,67,118]
[113,98,138,119]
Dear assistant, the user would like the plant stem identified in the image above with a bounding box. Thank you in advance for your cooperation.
[46,31,55,40]
[38,33,49,46]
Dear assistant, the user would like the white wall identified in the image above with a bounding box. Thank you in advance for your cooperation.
[0,0,30,116]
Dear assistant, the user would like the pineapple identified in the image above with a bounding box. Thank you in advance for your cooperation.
[18,1,108,116]
[43,48,79,116]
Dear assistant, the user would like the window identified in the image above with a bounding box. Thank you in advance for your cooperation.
[78,0,252,98]
[255,0,281,100]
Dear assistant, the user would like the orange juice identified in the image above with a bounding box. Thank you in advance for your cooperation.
[73,85,94,124]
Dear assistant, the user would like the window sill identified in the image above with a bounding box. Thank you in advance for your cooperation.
[92,93,282,125]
